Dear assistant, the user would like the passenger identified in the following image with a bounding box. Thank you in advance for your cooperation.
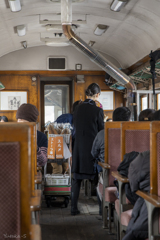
[95,99,108,122]
[1,115,8,122]
[139,108,155,121]
[71,83,104,215]
[91,107,131,215]
[16,103,48,167]
[122,109,159,239]
[152,109,160,120]
[122,151,150,240]
[51,100,82,174]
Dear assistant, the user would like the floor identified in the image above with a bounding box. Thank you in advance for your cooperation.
[40,189,116,240]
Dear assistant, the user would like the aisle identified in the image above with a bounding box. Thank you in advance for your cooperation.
[40,190,116,240]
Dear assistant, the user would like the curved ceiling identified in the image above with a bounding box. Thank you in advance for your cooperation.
[0,0,160,68]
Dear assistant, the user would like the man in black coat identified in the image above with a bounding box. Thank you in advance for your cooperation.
[122,151,150,240]
[91,107,131,215]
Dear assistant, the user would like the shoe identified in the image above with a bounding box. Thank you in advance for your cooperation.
[71,210,80,216]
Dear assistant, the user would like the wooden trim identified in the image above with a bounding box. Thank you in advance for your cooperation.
[111,171,129,183]
[0,70,105,76]
[98,162,110,169]
[136,190,160,207]
[40,80,73,132]
[0,123,31,237]
[104,121,121,163]
[35,172,42,184]
[121,121,150,161]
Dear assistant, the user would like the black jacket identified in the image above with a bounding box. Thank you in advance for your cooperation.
[117,151,139,177]
[91,129,104,163]
[72,99,104,174]
[123,150,150,240]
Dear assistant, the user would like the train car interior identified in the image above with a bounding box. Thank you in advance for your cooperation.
[1,0,160,240]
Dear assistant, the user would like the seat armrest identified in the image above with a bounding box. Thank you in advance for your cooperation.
[111,171,129,183]
[98,162,110,169]
[31,225,41,240]
[136,190,160,207]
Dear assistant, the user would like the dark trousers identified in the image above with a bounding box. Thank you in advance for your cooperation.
[71,178,82,211]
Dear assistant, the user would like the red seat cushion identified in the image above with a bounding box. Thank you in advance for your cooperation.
[121,209,132,226]
[105,186,117,202]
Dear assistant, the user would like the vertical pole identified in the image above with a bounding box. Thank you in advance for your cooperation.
[61,0,72,25]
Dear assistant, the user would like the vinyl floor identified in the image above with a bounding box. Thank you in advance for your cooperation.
[40,189,116,240]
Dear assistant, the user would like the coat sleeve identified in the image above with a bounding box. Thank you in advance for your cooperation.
[97,108,104,132]
[91,133,100,159]
[37,132,48,167]
[128,153,141,192]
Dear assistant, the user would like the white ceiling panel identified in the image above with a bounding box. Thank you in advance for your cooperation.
[0,0,160,68]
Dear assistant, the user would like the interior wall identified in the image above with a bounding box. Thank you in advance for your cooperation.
[0,70,124,123]
[0,46,121,71]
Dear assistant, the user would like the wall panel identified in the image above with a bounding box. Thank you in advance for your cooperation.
[0,71,124,123]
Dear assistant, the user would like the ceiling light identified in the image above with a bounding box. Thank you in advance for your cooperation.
[46,24,62,31]
[46,41,70,47]
[110,0,127,12]
[8,0,21,12]
[16,25,26,37]
[94,25,109,36]
[88,41,95,47]
[42,38,70,47]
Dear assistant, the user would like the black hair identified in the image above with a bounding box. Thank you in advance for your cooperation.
[113,107,131,121]
[152,110,160,121]
[85,83,101,97]
[1,115,8,122]
[139,109,156,121]
[72,100,83,113]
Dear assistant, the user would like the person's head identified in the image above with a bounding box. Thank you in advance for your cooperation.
[1,116,8,122]
[85,83,101,100]
[152,110,160,121]
[72,100,83,113]
[113,107,131,121]
[16,103,39,122]
[139,108,156,121]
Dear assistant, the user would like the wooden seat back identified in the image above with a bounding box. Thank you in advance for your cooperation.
[0,123,31,239]
[121,122,150,161]
[105,122,121,186]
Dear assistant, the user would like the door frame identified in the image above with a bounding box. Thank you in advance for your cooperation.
[40,80,73,132]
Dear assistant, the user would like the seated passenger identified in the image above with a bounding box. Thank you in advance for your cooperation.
[91,107,131,215]
[92,107,131,171]
[122,151,150,240]
[1,115,8,122]
[16,103,48,167]
[139,108,155,121]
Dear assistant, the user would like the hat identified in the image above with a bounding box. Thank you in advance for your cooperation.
[16,103,39,122]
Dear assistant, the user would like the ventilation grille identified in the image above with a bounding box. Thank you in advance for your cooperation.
[48,57,66,70]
